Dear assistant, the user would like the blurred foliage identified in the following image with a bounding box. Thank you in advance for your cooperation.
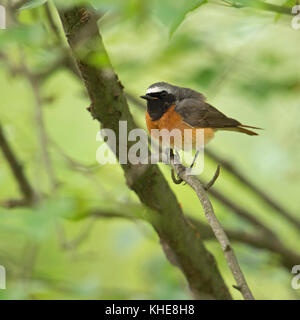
[0,0,300,300]
[19,0,48,11]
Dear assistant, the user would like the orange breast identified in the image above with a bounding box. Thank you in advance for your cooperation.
[146,105,215,149]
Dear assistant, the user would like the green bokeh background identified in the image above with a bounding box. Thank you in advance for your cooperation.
[0,0,300,299]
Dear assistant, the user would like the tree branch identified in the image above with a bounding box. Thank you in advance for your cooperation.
[57,6,232,300]
[17,50,58,192]
[0,124,34,206]
[170,156,254,300]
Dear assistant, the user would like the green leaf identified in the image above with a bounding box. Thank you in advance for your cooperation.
[169,0,207,38]
[19,0,48,11]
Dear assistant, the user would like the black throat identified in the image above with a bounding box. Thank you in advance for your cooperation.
[147,100,172,121]
[145,91,176,121]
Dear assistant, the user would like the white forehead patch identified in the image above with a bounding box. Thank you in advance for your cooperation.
[146,86,169,94]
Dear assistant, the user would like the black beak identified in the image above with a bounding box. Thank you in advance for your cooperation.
[140,94,157,100]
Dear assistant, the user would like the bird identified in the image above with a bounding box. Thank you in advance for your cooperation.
[140,82,261,152]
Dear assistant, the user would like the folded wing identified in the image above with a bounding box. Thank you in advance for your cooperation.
[175,98,260,136]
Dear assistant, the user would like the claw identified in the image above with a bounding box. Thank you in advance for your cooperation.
[171,168,183,184]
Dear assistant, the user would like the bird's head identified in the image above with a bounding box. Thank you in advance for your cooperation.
[140,82,177,121]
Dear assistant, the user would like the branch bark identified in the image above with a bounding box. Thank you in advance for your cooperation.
[57,6,232,300]
[171,157,254,300]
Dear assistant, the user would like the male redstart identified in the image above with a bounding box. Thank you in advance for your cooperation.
[141,82,260,150]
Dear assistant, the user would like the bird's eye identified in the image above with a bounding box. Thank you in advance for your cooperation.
[160,91,168,98]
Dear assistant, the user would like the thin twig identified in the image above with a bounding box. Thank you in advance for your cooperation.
[0,124,35,206]
[44,2,61,40]
[56,217,96,250]
[204,164,221,190]
[51,139,100,173]
[1,6,58,192]
[18,50,58,191]
[170,154,254,300]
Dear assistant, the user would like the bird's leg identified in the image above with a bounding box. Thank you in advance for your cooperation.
[169,148,175,161]
[169,149,184,184]
[183,150,200,184]
[175,149,181,160]
[171,167,184,184]
[190,150,200,169]
[162,148,172,164]
[164,148,180,164]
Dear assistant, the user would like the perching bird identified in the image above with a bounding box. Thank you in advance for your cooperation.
[141,82,260,150]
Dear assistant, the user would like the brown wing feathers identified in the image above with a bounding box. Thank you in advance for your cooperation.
[175,99,261,136]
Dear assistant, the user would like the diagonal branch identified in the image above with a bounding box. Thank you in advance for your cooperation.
[0,124,34,206]
[17,50,58,192]
[1,4,58,192]
[170,156,254,300]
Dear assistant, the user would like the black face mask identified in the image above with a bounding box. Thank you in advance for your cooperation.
[141,91,176,121]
